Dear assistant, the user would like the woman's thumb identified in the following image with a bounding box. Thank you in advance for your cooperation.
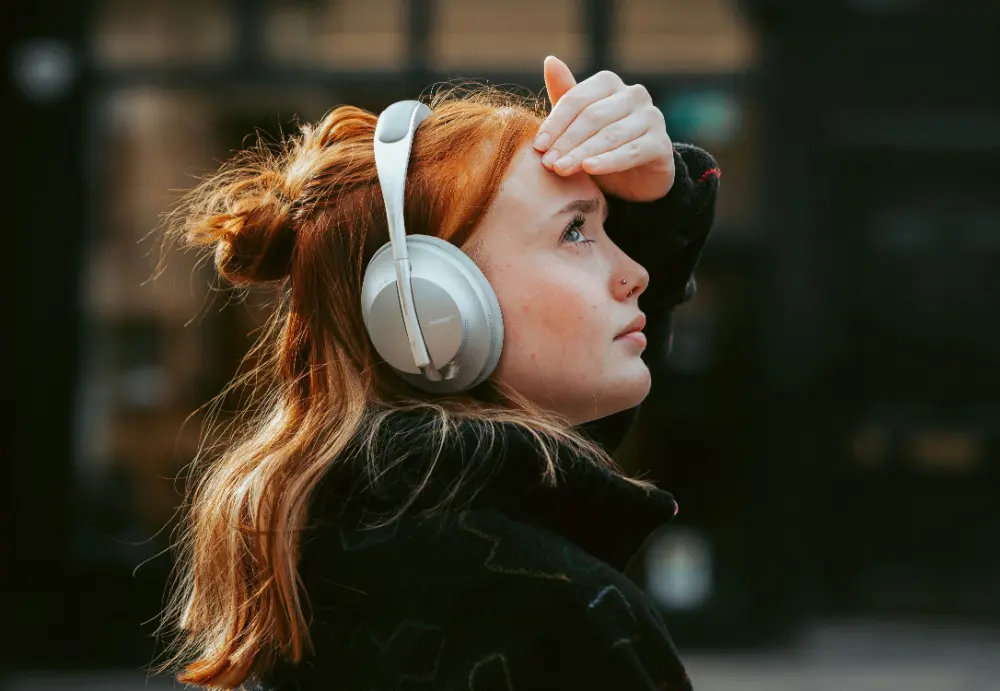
[543,55,576,106]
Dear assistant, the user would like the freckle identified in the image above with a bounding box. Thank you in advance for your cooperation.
[522,304,530,313]
[530,352,536,361]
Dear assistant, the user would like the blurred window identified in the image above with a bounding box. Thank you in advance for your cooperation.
[93,0,234,67]
[265,0,406,69]
[430,0,584,71]
[613,0,756,73]
[656,89,760,231]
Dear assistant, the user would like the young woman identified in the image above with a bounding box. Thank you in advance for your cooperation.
[158,56,720,690]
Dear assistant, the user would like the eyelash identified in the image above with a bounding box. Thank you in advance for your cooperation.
[561,214,594,246]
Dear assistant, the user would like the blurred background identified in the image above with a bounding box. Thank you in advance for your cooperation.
[5,0,1000,688]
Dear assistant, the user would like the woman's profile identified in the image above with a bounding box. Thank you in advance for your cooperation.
[156,55,720,690]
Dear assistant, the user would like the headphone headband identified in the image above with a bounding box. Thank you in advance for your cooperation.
[373,101,437,377]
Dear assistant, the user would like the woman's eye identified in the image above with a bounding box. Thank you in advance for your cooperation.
[561,216,592,245]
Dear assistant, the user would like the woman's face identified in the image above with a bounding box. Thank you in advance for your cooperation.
[472,143,651,425]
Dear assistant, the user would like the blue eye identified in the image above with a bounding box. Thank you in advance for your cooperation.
[561,215,593,246]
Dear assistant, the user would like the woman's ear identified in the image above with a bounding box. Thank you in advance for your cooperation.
[543,55,577,106]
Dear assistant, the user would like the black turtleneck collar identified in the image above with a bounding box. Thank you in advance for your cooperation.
[324,409,678,573]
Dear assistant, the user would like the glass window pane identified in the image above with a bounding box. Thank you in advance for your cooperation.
[614,0,757,73]
[430,0,584,71]
[265,0,406,69]
[93,0,234,67]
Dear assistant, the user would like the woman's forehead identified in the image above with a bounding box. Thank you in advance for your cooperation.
[493,145,602,219]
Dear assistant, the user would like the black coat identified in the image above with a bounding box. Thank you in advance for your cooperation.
[263,144,720,691]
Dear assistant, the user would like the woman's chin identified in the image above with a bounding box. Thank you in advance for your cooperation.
[621,365,653,408]
[584,366,652,421]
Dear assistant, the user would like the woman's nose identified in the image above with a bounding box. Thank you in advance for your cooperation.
[614,262,649,301]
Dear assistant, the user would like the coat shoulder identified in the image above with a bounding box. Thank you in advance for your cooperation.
[302,503,638,612]
[278,506,691,690]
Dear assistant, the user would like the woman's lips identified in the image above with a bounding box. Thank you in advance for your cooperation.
[615,331,647,349]
[614,313,647,349]
[615,313,646,339]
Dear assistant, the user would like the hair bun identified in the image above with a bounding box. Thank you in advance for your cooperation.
[205,193,296,285]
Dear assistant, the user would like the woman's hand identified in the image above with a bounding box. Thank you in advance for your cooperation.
[534,55,675,203]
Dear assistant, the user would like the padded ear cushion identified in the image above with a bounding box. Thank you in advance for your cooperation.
[361,235,504,393]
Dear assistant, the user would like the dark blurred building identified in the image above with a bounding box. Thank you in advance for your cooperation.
[743,0,1000,623]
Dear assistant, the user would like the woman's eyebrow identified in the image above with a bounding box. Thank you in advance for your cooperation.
[553,197,608,221]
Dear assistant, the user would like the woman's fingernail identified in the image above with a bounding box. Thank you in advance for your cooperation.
[534,133,551,151]
[553,156,573,173]
[542,149,560,167]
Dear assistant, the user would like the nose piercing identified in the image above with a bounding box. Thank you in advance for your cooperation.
[620,278,628,285]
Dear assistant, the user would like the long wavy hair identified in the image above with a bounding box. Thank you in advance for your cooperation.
[154,84,650,689]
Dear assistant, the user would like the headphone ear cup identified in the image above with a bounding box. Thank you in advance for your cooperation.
[361,235,503,393]
[363,259,465,375]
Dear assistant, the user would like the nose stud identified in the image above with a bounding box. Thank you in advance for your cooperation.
[620,277,636,298]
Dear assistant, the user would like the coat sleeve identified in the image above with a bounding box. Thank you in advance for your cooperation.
[463,581,694,691]
[580,143,720,454]
[572,587,694,691]
[261,579,695,691]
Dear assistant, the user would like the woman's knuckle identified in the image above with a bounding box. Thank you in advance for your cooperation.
[604,121,624,145]
[642,105,664,128]
[597,70,623,87]
[562,94,585,113]
[628,83,651,102]
[582,105,603,126]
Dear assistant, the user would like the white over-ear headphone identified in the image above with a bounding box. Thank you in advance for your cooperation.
[360,100,504,393]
